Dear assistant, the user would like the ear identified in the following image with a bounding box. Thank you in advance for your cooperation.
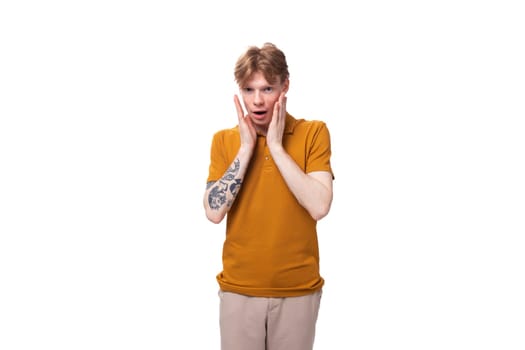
[282,78,290,93]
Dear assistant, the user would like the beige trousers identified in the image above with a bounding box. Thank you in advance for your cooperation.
[218,290,322,350]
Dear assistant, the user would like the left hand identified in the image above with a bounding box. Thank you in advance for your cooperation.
[266,92,287,149]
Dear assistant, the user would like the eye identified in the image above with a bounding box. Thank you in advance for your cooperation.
[243,87,253,93]
[264,87,273,93]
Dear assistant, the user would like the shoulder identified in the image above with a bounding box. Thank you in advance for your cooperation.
[288,114,330,137]
[212,125,239,141]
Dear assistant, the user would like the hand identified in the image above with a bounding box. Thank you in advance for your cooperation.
[267,92,287,150]
[234,94,256,152]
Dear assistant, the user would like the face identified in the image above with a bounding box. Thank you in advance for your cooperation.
[239,71,289,131]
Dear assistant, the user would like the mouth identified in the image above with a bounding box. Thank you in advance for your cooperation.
[252,110,267,119]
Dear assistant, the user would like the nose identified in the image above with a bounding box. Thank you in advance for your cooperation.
[253,91,263,106]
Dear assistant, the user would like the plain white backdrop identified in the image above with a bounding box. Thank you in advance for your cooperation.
[1,1,524,349]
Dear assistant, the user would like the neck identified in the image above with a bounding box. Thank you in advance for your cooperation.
[254,124,268,136]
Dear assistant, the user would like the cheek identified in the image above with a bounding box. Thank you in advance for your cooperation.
[269,98,279,109]
[240,94,250,106]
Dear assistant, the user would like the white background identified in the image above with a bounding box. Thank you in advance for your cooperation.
[1,1,524,349]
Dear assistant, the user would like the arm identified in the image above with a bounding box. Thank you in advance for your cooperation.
[267,94,333,221]
[203,95,256,224]
[270,150,333,221]
[203,147,253,224]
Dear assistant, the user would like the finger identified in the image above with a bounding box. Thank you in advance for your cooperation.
[273,99,281,118]
[279,93,287,113]
[234,95,245,120]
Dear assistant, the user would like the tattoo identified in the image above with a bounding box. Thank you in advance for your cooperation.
[222,159,240,181]
[208,159,242,210]
[229,179,241,197]
[209,182,228,209]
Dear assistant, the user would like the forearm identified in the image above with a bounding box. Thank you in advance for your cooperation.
[203,148,252,224]
[270,146,333,221]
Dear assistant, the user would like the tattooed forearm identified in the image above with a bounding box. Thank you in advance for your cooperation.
[229,179,241,197]
[208,159,243,210]
[222,158,240,181]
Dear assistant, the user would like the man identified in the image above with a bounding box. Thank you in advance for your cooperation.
[203,42,334,350]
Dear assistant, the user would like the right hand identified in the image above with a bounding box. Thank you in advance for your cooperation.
[234,94,256,151]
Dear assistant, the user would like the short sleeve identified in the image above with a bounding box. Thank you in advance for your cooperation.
[306,122,334,179]
[206,131,228,183]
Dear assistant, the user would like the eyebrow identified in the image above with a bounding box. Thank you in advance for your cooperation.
[243,83,275,89]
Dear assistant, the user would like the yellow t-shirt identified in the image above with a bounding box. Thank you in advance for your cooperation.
[206,114,334,297]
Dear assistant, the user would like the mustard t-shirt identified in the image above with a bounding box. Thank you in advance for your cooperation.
[206,114,333,297]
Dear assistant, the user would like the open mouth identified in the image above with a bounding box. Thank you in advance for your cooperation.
[252,111,267,119]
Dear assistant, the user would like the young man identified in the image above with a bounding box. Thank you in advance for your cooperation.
[203,42,334,350]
